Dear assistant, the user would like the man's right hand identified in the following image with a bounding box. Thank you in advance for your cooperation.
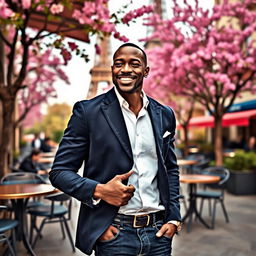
[93,171,135,206]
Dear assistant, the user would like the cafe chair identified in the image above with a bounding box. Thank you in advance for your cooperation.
[184,154,209,173]
[194,166,230,228]
[1,172,46,185]
[179,194,187,212]
[0,205,19,256]
[28,192,75,252]
[1,171,47,207]
[191,159,210,173]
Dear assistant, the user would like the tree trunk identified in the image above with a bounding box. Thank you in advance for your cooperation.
[214,115,223,166]
[182,125,189,157]
[0,98,15,178]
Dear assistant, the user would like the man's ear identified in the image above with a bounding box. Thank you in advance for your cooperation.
[144,66,150,77]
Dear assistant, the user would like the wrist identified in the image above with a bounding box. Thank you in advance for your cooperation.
[93,183,104,200]
[168,220,182,232]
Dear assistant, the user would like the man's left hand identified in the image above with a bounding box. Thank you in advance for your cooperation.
[156,223,177,239]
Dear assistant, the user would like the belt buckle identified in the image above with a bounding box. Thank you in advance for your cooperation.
[133,214,150,228]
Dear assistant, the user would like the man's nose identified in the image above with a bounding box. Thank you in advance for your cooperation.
[121,63,132,72]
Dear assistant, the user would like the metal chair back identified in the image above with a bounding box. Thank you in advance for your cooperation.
[200,166,230,189]
[1,172,46,185]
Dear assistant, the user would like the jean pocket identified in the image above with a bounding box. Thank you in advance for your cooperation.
[153,221,164,231]
[154,222,173,241]
[98,226,120,244]
[162,234,173,241]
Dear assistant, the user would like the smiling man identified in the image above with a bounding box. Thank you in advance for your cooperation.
[50,43,181,256]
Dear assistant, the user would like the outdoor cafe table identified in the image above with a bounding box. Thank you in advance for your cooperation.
[39,152,55,158]
[180,174,220,232]
[0,183,58,256]
[177,159,197,173]
[38,156,55,164]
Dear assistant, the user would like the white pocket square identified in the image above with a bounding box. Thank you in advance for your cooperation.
[163,131,171,138]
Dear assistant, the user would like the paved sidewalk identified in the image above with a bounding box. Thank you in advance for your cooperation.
[11,191,256,256]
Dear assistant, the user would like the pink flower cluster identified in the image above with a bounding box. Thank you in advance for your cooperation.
[18,44,70,122]
[22,0,31,9]
[143,0,256,103]
[0,0,14,18]
[60,48,72,65]
[72,0,114,34]
[122,5,153,24]
[50,4,64,14]
[68,42,78,51]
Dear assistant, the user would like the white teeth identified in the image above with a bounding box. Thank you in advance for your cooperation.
[120,77,133,81]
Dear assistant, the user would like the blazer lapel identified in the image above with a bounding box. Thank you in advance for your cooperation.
[148,99,163,155]
[101,89,133,161]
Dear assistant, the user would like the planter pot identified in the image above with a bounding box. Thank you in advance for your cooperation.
[227,172,256,195]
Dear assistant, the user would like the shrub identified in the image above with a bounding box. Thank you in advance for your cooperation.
[224,150,256,172]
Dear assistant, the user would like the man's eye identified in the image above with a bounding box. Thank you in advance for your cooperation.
[131,63,140,68]
[114,63,122,67]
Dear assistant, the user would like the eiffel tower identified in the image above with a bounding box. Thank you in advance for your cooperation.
[145,0,166,49]
[87,0,166,99]
[86,37,112,99]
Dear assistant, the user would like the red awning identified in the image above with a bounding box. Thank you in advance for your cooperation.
[179,109,256,128]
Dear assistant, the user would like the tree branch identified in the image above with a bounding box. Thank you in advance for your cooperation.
[0,30,12,48]
[7,29,18,88]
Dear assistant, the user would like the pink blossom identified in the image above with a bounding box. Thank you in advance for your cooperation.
[0,0,14,18]
[60,48,72,65]
[95,44,101,55]
[143,0,256,115]
[68,42,78,51]
[122,5,153,24]
[22,0,31,9]
[50,4,64,14]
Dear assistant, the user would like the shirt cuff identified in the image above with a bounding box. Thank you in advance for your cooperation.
[92,198,101,205]
[168,220,180,226]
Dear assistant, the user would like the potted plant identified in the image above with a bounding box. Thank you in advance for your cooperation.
[224,150,256,195]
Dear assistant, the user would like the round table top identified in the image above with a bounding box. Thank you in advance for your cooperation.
[177,159,197,166]
[39,152,56,158]
[180,174,220,184]
[0,184,58,199]
[38,157,55,163]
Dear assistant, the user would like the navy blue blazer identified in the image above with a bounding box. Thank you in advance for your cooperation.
[49,88,181,255]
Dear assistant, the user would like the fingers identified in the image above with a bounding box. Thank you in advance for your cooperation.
[125,184,135,193]
[99,225,118,241]
[156,223,176,238]
[156,225,167,237]
[117,170,134,181]
[109,225,118,234]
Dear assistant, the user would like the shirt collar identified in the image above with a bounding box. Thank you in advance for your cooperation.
[114,87,149,109]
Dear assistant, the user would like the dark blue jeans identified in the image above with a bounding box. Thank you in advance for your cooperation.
[95,220,172,256]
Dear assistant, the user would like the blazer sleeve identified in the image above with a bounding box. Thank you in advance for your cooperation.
[163,106,181,222]
[49,101,99,207]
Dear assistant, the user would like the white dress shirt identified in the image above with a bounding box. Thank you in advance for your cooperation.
[34,138,41,149]
[114,88,165,216]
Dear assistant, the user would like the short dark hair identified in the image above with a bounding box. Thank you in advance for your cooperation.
[30,149,41,157]
[113,43,147,65]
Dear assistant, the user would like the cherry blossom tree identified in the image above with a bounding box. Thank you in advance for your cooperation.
[144,80,195,156]
[16,47,69,127]
[0,0,153,176]
[143,0,256,165]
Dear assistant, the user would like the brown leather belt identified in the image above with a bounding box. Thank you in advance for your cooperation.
[113,211,165,228]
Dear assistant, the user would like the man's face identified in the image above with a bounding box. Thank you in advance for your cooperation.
[32,154,40,162]
[111,46,149,94]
